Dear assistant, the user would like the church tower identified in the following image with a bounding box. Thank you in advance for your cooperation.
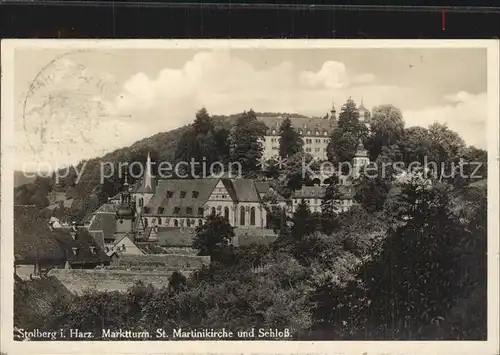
[133,152,155,215]
[329,102,337,126]
[353,139,370,178]
[116,172,135,237]
[358,99,371,128]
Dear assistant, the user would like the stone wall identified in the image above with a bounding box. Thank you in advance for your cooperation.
[48,269,190,294]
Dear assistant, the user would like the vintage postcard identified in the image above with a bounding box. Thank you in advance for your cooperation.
[1,39,499,355]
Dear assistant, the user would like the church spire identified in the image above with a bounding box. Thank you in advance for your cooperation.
[137,152,155,194]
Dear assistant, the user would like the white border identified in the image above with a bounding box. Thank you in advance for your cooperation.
[1,39,499,355]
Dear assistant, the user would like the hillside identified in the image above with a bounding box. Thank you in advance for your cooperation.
[13,112,294,222]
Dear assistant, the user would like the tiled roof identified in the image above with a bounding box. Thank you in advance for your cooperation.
[292,185,354,199]
[258,116,334,136]
[14,205,66,265]
[234,228,278,246]
[231,179,261,202]
[156,227,196,247]
[52,227,109,265]
[293,186,326,198]
[87,212,117,241]
[145,179,219,217]
[255,181,271,194]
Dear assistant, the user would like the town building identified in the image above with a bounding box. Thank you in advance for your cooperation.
[291,185,355,214]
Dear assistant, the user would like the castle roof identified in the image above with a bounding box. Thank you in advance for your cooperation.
[258,115,333,136]
[156,227,196,247]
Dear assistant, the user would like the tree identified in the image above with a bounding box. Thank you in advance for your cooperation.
[193,214,235,256]
[175,108,220,176]
[397,126,432,167]
[228,110,267,176]
[282,152,315,190]
[354,168,391,213]
[427,123,466,180]
[320,181,342,234]
[279,117,304,158]
[291,199,316,241]
[357,178,465,338]
[168,271,187,293]
[366,104,405,160]
[327,98,369,166]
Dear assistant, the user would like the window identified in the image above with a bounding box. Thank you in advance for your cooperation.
[72,247,78,256]
[315,131,320,135]
[272,129,276,134]
[198,219,203,226]
[299,130,303,135]
[240,206,246,226]
[121,244,126,252]
[224,206,229,220]
[323,148,327,152]
[211,207,216,215]
[198,207,204,215]
[324,138,329,143]
[271,138,277,143]
[250,207,256,226]
[174,207,180,214]
[89,246,96,254]
[139,198,144,207]
[158,217,162,225]
[143,218,148,227]
[157,207,164,214]
[192,191,199,198]
[186,207,193,215]
[307,130,311,135]
[324,132,328,136]
[306,139,312,144]
[186,219,191,227]
[167,191,173,198]
[180,191,187,198]
[306,148,311,152]
[315,148,320,152]
[316,139,321,143]
[174,219,179,227]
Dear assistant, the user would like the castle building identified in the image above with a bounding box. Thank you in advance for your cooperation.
[258,101,371,161]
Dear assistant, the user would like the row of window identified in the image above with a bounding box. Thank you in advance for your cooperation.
[71,246,96,256]
[268,138,330,144]
[305,148,327,153]
[210,206,257,226]
[162,190,200,199]
[270,129,329,136]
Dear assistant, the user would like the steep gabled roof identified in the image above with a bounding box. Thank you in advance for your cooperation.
[87,212,117,241]
[14,205,66,265]
[145,179,219,217]
[156,227,196,247]
[231,179,261,202]
[52,227,109,265]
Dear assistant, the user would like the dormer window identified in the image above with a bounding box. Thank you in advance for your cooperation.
[272,129,276,134]
[174,206,180,214]
[166,191,173,198]
[89,246,96,254]
[186,207,193,215]
[299,130,303,135]
[315,130,320,135]
[192,191,199,198]
[180,191,187,198]
[307,130,311,135]
[157,207,165,214]
[70,231,77,241]
[72,247,78,256]
[198,207,204,215]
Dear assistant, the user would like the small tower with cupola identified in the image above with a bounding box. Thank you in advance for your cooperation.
[115,172,136,236]
[358,99,371,128]
[353,139,370,178]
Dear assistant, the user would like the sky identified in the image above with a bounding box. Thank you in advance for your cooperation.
[12,46,488,171]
